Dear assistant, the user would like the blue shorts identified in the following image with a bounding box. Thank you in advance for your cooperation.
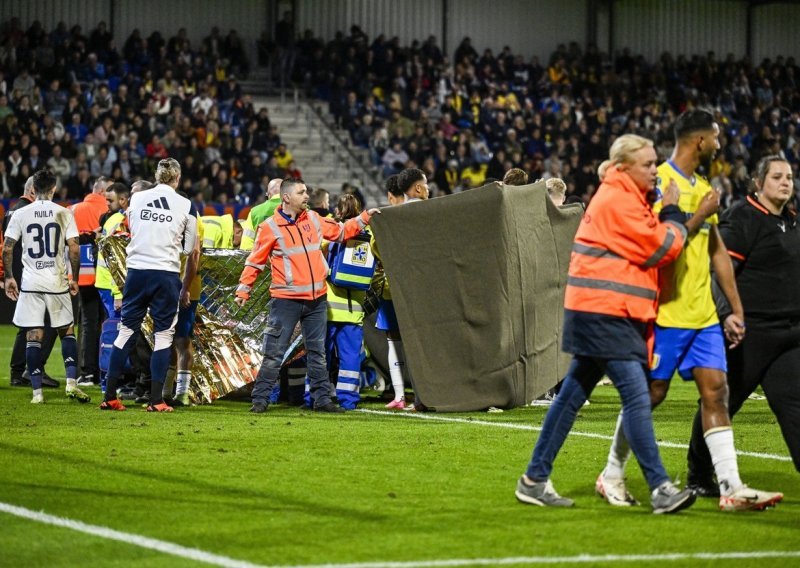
[375,299,399,332]
[175,300,199,338]
[120,269,181,333]
[650,324,727,380]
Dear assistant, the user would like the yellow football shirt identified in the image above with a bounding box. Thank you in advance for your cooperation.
[180,217,204,301]
[653,161,719,328]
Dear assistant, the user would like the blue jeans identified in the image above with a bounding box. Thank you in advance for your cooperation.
[525,356,670,491]
[252,297,331,407]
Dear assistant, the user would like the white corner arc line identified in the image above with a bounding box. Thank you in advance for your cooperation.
[356,409,792,463]
[0,502,266,568]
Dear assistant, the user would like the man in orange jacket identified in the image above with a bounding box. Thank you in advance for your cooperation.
[235,178,380,413]
[71,176,112,386]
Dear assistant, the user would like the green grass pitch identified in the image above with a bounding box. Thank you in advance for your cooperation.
[0,324,797,567]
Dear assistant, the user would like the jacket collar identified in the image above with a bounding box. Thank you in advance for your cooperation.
[603,166,649,205]
[747,193,797,222]
[276,205,308,226]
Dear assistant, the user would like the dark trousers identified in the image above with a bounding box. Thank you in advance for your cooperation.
[688,319,800,480]
[10,319,57,377]
[252,297,330,407]
[75,286,104,377]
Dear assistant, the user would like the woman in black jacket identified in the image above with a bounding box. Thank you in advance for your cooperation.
[688,155,800,494]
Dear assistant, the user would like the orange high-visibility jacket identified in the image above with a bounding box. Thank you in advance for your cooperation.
[564,166,687,323]
[237,207,371,301]
[71,193,108,286]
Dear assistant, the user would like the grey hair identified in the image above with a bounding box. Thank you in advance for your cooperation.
[131,179,155,194]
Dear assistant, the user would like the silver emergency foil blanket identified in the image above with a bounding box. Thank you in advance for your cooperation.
[100,236,386,404]
[99,236,274,403]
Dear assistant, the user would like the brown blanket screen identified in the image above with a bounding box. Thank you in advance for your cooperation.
[369,181,583,411]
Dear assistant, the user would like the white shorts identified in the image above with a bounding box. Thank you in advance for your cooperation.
[13,291,74,329]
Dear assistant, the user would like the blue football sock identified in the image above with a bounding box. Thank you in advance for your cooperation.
[61,335,78,380]
[26,341,43,390]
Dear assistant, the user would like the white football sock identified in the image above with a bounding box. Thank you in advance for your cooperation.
[604,411,631,478]
[705,427,743,495]
[387,339,405,401]
[176,371,192,396]
[66,378,77,389]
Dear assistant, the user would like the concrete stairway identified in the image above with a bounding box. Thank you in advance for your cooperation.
[243,72,385,208]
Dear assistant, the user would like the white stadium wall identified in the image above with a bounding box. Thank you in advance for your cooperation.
[0,0,267,68]
[295,0,443,49]
[295,0,587,63]
[752,2,800,62]
[611,0,748,60]
[2,1,800,71]
[445,0,587,62]
[0,0,110,37]
[113,0,267,68]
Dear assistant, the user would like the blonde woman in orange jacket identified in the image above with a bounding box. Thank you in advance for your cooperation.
[516,134,719,514]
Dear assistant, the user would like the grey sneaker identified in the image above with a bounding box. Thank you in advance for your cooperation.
[515,476,574,507]
[651,481,696,514]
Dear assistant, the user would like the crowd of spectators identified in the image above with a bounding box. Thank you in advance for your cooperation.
[0,16,297,214]
[4,15,800,215]
[289,26,800,208]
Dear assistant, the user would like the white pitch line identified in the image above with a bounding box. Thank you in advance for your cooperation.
[2,501,799,568]
[278,551,800,567]
[357,409,792,463]
[0,502,266,568]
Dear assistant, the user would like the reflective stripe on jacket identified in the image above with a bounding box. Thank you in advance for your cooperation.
[201,214,234,249]
[326,282,366,324]
[564,166,687,322]
[237,207,371,301]
[239,215,255,251]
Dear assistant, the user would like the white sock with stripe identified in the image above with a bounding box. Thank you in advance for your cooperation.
[604,411,631,478]
[705,426,743,495]
[387,339,405,402]
[176,371,192,396]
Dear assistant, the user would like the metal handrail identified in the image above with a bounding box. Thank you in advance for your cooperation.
[304,102,384,207]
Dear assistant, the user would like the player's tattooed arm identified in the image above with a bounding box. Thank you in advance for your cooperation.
[67,237,81,295]
[3,237,17,299]
[2,237,16,279]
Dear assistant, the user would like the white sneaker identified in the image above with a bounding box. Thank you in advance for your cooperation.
[720,485,784,511]
[66,386,91,403]
[530,391,556,406]
[31,393,44,404]
[596,473,639,506]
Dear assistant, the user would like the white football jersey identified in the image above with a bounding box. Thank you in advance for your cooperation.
[126,184,198,273]
[5,199,79,293]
